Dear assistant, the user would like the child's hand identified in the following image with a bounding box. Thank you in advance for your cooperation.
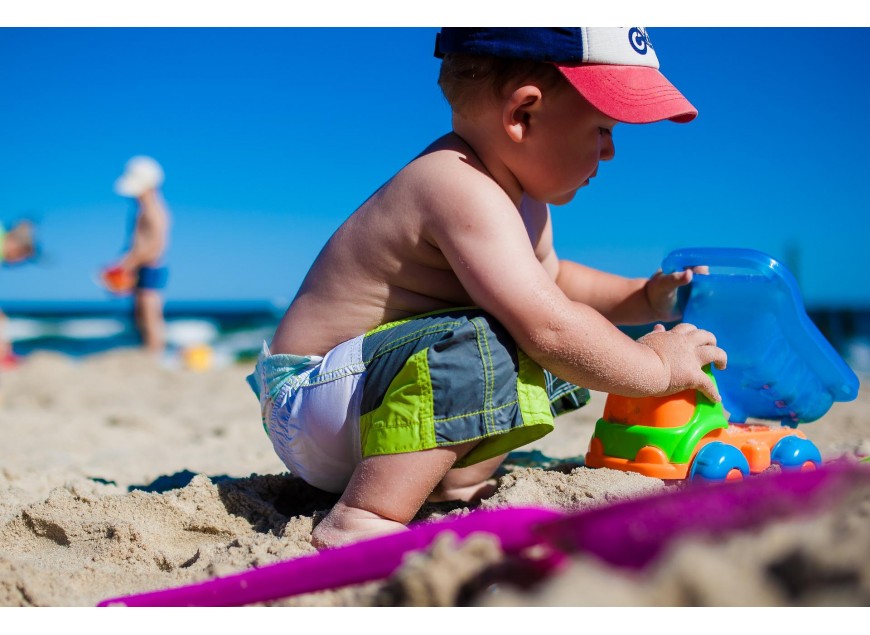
[638,322,727,402]
[644,266,707,322]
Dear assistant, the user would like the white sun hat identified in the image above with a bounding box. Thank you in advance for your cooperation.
[114,156,165,198]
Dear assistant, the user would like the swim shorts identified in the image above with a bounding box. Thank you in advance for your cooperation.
[136,265,169,290]
[246,308,589,493]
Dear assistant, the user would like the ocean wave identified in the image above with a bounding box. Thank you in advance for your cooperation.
[164,319,220,347]
[57,318,129,340]
[5,312,276,361]
[6,317,129,342]
[4,318,48,342]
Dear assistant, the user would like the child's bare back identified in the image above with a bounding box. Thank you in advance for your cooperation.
[271,133,549,357]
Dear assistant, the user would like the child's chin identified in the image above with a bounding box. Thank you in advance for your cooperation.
[550,191,579,206]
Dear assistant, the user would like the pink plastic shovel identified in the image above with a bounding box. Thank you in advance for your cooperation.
[98,462,870,607]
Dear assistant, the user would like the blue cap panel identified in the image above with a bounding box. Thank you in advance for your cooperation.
[435,28,585,63]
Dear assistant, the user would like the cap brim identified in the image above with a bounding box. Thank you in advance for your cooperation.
[114,175,146,197]
[557,64,697,124]
[114,176,134,197]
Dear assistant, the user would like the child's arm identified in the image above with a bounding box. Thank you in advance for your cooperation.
[532,203,693,325]
[426,180,725,401]
[555,260,701,325]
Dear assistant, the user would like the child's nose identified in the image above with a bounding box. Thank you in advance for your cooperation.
[600,134,615,161]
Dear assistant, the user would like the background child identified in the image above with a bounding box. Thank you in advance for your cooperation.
[1,219,37,367]
[249,27,727,549]
[108,156,171,355]
[0,220,36,266]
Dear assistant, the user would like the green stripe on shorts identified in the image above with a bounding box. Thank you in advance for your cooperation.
[360,347,436,456]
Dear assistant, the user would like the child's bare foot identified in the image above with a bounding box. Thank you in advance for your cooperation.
[310,443,487,550]
[311,502,407,549]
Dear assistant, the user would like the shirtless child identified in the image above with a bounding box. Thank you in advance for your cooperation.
[111,156,171,355]
[248,28,726,549]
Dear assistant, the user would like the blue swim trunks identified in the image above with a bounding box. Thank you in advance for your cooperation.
[247,308,589,493]
[137,265,169,290]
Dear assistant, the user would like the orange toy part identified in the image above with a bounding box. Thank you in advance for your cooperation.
[725,468,745,481]
[603,389,697,428]
[100,266,136,294]
[698,423,809,473]
[586,438,691,479]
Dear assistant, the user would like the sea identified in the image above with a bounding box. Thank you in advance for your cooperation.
[1,299,283,366]
[3,300,870,377]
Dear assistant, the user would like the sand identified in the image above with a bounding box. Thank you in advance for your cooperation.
[1,349,868,608]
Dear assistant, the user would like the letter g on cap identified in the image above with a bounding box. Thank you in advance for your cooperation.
[629,27,653,55]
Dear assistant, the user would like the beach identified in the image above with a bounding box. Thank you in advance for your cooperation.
[1,348,868,607]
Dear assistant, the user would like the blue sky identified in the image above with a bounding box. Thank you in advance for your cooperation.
[2,25,869,309]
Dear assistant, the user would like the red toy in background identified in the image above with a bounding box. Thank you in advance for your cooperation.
[98,265,136,296]
[1,351,19,369]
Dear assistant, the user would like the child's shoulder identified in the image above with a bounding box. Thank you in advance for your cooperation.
[400,134,482,180]
[393,135,514,218]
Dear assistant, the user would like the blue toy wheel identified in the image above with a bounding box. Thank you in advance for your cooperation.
[689,442,751,482]
[771,436,822,470]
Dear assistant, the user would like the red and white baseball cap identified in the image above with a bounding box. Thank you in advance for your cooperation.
[435,27,697,124]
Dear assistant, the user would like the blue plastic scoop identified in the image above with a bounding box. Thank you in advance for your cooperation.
[662,247,859,425]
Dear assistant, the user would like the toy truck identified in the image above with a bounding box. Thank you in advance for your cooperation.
[586,248,860,482]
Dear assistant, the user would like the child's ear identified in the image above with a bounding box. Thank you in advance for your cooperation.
[503,85,543,143]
